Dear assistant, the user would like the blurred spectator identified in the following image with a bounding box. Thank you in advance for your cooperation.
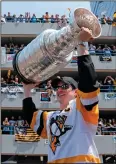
[44,12,49,22]
[40,15,46,23]
[106,17,112,25]
[1,77,6,86]
[2,117,10,134]
[112,11,116,26]
[45,80,53,97]
[12,14,17,22]
[7,74,15,84]
[96,45,103,55]
[14,76,19,84]
[31,14,37,23]
[103,44,111,56]
[112,119,116,127]
[55,14,60,23]
[17,14,25,23]
[100,15,107,24]
[6,12,13,22]
[16,116,24,127]
[104,76,114,92]
[89,44,96,55]
[19,44,25,50]
[9,116,16,126]
[25,12,29,23]
[111,45,116,56]
[50,15,55,23]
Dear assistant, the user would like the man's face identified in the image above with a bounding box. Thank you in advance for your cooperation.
[55,81,74,103]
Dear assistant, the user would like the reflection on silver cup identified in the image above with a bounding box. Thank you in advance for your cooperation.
[13,8,101,84]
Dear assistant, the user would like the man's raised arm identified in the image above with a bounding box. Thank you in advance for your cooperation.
[22,83,48,138]
[75,28,100,111]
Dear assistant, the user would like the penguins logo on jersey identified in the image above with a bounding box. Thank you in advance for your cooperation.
[49,115,73,154]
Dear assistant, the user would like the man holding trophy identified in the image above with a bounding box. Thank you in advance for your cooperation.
[13,8,101,163]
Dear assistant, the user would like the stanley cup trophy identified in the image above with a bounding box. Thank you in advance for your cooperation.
[13,8,101,84]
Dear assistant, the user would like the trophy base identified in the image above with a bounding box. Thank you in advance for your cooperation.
[12,51,36,84]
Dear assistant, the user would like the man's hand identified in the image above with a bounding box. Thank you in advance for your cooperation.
[78,27,93,42]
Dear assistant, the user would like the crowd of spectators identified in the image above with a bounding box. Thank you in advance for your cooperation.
[1,12,68,28]
[1,11,116,26]
[1,116,116,135]
[4,43,25,54]
[96,12,116,26]
[96,118,116,135]
[2,116,29,135]
[2,43,116,56]
[1,74,116,93]
[98,76,116,92]
[88,43,116,56]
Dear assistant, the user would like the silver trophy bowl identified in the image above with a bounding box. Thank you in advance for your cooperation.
[13,8,101,84]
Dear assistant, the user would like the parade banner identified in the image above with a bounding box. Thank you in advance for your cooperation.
[99,55,112,62]
[104,92,116,100]
[7,54,15,62]
[7,92,17,99]
[40,92,51,102]
[1,47,7,64]
[15,127,40,142]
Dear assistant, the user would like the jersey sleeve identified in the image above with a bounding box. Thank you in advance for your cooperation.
[76,55,100,125]
[23,97,48,138]
[75,88,100,125]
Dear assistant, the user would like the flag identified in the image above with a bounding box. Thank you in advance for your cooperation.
[15,127,40,142]
[67,8,71,17]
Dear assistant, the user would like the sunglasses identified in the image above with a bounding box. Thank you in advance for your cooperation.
[55,84,69,91]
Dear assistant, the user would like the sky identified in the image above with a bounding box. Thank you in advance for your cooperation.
[1,1,91,17]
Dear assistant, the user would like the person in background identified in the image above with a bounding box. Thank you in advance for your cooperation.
[2,117,10,134]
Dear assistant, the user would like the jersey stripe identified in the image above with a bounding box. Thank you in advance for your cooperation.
[48,154,100,163]
[76,88,100,99]
[41,111,48,138]
[76,94,99,125]
[80,96,98,106]
[30,111,38,130]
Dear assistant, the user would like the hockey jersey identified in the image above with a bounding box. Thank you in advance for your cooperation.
[30,87,100,163]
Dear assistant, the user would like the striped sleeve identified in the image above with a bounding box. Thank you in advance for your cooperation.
[75,88,100,125]
[23,97,48,139]
[30,110,48,139]
[77,55,100,111]
[76,88,100,110]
